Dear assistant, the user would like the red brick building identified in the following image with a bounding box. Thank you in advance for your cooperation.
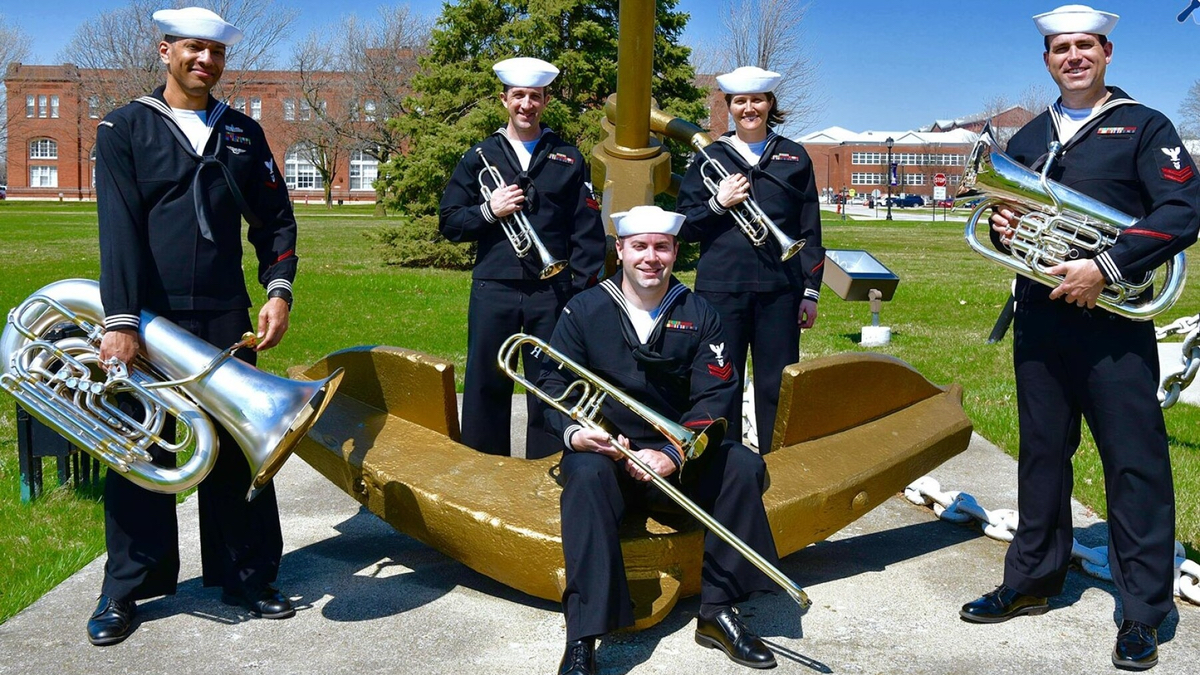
[4,63,381,202]
[798,126,980,203]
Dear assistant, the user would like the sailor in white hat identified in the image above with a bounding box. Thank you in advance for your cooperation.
[676,63,825,453]
[437,56,604,459]
[88,5,302,646]
[544,203,783,673]
[963,6,1200,672]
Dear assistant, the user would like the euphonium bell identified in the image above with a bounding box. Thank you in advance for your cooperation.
[0,278,344,500]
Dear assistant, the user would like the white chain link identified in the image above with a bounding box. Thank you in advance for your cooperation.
[1157,313,1200,408]
[904,476,1200,605]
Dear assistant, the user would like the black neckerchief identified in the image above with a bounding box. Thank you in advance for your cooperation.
[488,125,555,215]
[134,86,261,240]
[599,272,691,380]
[715,131,809,205]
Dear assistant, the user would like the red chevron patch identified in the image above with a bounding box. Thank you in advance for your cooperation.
[1162,166,1194,183]
[707,363,733,381]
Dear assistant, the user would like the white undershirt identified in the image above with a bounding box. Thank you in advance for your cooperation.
[727,136,763,165]
[172,108,210,154]
[1053,103,1098,144]
[627,305,655,344]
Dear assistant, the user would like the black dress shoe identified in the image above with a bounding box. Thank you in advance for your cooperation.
[87,595,136,646]
[558,638,596,675]
[221,585,295,619]
[959,584,1048,623]
[1112,620,1158,671]
[694,607,776,669]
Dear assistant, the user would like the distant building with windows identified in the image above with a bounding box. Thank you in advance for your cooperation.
[798,126,980,203]
[3,63,381,202]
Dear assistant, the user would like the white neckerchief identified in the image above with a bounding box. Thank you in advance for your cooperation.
[171,108,210,154]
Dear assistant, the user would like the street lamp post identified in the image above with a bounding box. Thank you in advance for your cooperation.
[885,136,894,221]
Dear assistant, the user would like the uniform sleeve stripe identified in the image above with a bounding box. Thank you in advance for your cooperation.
[105,315,140,329]
[1096,252,1123,283]
[480,203,498,224]
[707,195,729,215]
[563,424,584,449]
[804,288,820,300]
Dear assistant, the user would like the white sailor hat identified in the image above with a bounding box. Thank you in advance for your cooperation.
[153,7,244,46]
[1033,4,1119,37]
[715,66,782,95]
[612,205,685,238]
[493,57,559,88]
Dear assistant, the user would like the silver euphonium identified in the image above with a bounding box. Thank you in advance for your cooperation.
[498,332,813,611]
[0,279,344,500]
[475,149,568,280]
[695,145,806,262]
[960,129,1186,321]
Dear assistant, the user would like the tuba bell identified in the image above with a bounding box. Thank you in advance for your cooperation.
[960,128,1186,321]
[0,278,344,501]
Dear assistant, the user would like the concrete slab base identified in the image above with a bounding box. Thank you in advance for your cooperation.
[1,429,1195,674]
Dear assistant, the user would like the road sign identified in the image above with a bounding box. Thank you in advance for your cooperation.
[934,173,947,187]
[933,186,947,200]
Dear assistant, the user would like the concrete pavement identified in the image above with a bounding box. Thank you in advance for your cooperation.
[1,424,1196,674]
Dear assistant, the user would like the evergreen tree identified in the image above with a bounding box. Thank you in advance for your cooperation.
[373,0,706,267]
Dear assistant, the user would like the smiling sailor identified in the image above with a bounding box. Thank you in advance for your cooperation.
[88,5,301,647]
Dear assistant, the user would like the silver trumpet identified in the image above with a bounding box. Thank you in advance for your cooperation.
[0,279,344,501]
[498,332,812,611]
[476,149,568,280]
[961,129,1186,321]
[695,145,805,262]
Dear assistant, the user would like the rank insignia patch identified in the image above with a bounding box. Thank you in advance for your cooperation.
[707,363,733,381]
[1162,166,1195,184]
[548,152,575,165]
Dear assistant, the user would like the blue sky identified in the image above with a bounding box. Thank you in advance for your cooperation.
[7,0,1200,133]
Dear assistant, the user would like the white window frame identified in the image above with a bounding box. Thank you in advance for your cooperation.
[29,138,58,160]
[29,165,58,188]
[26,95,35,118]
[284,145,324,191]
[349,150,378,191]
[283,99,296,121]
[251,98,262,120]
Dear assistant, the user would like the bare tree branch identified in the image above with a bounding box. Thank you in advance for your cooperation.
[715,0,824,135]
[1181,79,1200,139]
[1,16,34,183]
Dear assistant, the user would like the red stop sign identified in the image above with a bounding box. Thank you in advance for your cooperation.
[934,173,947,187]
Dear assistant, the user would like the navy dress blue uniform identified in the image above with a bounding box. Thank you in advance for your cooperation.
[677,132,824,450]
[440,128,605,458]
[998,87,1200,627]
[538,274,780,640]
[95,86,298,602]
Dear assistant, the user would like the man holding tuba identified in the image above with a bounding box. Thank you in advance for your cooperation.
[540,206,781,675]
[439,57,605,459]
[88,7,300,646]
[960,5,1200,670]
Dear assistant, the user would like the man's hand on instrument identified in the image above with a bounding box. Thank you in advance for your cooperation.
[625,448,677,482]
[990,207,1017,247]
[716,173,750,209]
[1047,259,1105,309]
[99,328,139,370]
[798,299,819,330]
[255,297,290,351]
[570,428,625,461]
[489,184,526,219]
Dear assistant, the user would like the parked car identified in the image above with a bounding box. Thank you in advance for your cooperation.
[0,185,6,200]
[889,194,924,208]
[850,195,867,206]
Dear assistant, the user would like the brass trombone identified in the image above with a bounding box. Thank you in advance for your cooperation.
[695,145,806,262]
[497,332,812,611]
[475,149,568,280]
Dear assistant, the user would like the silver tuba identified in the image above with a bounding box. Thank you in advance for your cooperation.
[475,149,569,280]
[960,129,1186,321]
[498,332,812,611]
[0,279,344,501]
[694,144,806,262]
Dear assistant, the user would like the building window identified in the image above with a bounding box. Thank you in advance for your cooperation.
[284,145,323,190]
[26,95,35,118]
[851,172,883,185]
[349,150,378,191]
[250,98,262,120]
[232,97,246,113]
[299,100,313,121]
[38,95,48,118]
[363,99,377,122]
[88,96,100,119]
[90,146,98,188]
[29,139,58,159]
[30,165,58,188]
[51,95,59,119]
[903,173,926,186]
[283,99,296,121]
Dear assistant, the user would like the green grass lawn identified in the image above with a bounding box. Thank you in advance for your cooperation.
[1,200,1197,624]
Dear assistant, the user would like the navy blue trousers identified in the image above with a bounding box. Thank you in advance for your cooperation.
[102,309,283,602]
[462,278,570,458]
[1004,301,1175,627]
[699,289,800,451]
[559,442,779,640]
